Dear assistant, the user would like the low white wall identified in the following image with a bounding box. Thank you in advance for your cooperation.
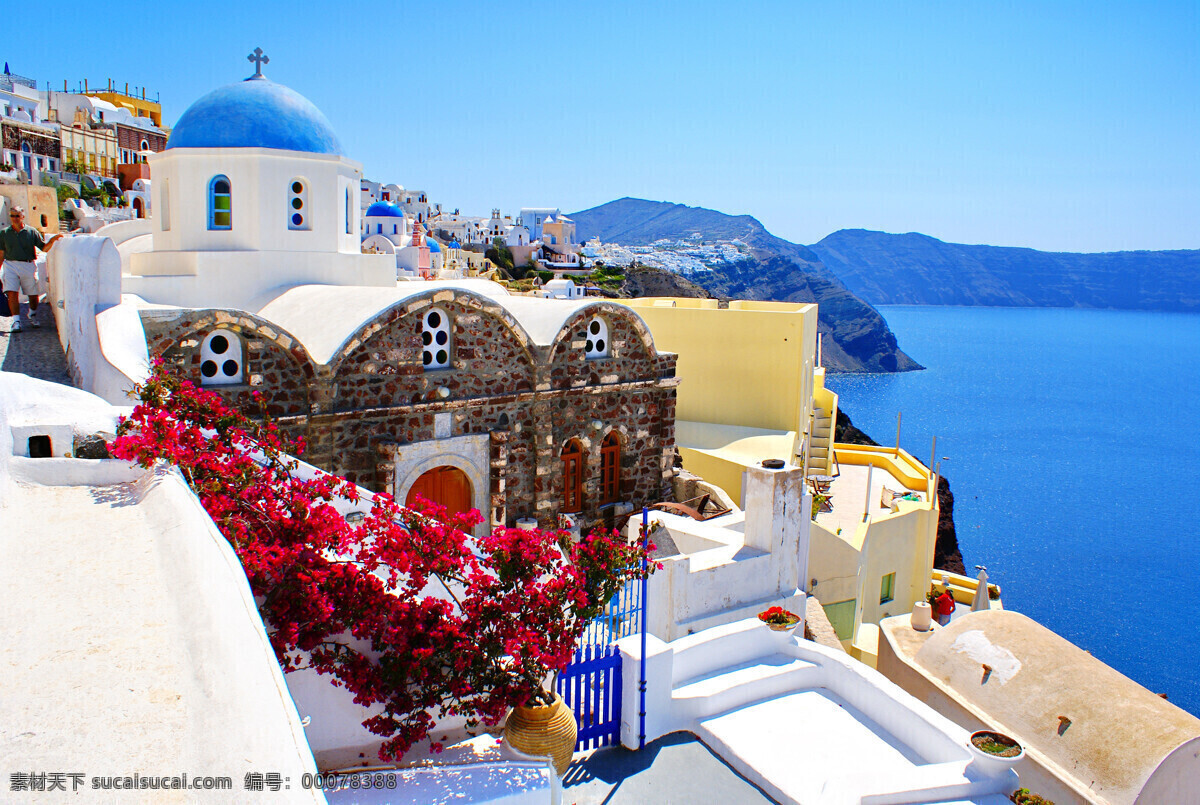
[95,217,152,246]
[632,464,810,641]
[47,235,150,403]
[138,466,324,793]
[617,618,1017,803]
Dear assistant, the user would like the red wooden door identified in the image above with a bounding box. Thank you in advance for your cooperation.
[406,466,473,518]
[562,441,584,513]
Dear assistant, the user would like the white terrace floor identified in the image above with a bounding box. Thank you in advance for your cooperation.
[814,461,926,538]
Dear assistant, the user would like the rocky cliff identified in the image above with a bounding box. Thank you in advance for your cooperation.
[571,199,921,373]
[811,229,1200,312]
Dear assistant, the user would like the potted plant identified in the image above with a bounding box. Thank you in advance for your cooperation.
[968,729,1024,774]
[758,605,801,633]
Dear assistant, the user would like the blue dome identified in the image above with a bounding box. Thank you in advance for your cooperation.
[166,77,343,155]
[427,239,441,253]
[449,240,461,249]
[365,201,404,218]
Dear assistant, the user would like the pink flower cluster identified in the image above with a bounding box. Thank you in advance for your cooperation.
[112,364,656,759]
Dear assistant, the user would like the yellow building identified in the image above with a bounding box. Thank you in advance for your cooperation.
[85,87,163,127]
[618,296,941,665]
[620,297,823,504]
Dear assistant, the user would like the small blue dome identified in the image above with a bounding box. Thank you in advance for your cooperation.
[166,77,343,155]
[427,239,441,253]
[449,240,461,249]
[365,201,404,218]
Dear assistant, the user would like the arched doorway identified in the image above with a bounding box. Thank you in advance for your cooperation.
[132,197,144,218]
[406,465,473,518]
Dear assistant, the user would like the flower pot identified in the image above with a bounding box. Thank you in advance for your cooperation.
[765,618,800,633]
[503,692,577,776]
[967,730,1024,776]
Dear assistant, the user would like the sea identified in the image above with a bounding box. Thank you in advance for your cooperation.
[826,305,1200,718]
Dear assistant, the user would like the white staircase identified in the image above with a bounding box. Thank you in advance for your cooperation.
[646,623,1018,805]
[672,653,820,721]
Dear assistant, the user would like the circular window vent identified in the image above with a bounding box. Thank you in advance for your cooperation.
[422,307,451,369]
[585,316,608,359]
[200,330,243,385]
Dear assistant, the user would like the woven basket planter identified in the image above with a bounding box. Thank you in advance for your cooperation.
[503,692,577,776]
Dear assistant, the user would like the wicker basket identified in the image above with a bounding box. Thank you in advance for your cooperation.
[503,692,577,775]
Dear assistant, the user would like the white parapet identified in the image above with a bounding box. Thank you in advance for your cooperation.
[616,617,1019,805]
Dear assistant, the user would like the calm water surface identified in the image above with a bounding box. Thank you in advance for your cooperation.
[827,306,1200,716]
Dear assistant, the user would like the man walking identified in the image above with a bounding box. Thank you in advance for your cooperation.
[1,205,62,332]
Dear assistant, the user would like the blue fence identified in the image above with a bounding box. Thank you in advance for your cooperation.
[557,573,644,751]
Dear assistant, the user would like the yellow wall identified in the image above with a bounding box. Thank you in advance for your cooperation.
[87,91,162,126]
[853,503,939,631]
[834,443,932,492]
[621,298,817,434]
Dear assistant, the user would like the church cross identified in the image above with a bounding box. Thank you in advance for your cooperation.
[247,48,269,78]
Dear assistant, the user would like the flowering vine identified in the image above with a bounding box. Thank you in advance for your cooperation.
[112,365,655,758]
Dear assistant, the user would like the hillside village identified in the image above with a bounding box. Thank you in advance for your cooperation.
[2,56,1198,805]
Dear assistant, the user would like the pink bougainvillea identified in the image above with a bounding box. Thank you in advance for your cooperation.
[113,365,655,759]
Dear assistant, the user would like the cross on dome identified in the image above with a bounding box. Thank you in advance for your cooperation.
[247,48,269,79]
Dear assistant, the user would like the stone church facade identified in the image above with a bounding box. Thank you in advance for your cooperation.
[141,285,678,533]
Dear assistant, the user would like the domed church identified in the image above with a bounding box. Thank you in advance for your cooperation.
[112,53,678,533]
[124,52,395,310]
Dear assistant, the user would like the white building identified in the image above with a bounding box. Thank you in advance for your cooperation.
[0,69,44,121]
[518,207,560,242]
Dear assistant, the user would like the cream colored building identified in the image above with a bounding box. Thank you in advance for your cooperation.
[878,609,1200,805]
[59,113,119,177]
[618,297,941,665]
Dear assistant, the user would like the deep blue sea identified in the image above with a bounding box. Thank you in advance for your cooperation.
[827,306,1200,717]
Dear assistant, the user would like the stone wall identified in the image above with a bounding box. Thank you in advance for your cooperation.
[141,290,678,531]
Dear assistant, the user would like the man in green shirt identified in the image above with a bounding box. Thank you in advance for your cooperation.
[1,205,62,332]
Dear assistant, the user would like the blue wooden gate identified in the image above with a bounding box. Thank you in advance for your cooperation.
[557,575,643,750]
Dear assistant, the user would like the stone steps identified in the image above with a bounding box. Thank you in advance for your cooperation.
[672,653,820,720]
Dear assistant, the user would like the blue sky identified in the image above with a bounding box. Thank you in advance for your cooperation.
[10,1,1197,251]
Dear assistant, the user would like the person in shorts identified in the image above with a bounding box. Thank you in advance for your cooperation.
[1,205,62,332]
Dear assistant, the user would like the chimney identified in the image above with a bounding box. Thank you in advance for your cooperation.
[741,461,810,593]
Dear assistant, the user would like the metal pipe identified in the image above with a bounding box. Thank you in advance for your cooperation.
[895,412,902,455]
[929,435,937,473]
[862,464,873,522]
[638,507,649,750]
[817,332,823,368]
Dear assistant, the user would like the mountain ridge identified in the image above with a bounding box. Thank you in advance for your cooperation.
[809,229,1200,311]
[570,198,920,374]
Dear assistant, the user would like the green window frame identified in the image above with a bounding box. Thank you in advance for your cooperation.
[880,572,896,605]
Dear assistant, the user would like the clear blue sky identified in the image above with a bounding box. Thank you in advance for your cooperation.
[10,1,1198,252]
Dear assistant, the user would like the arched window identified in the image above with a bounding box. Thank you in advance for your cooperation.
[585,316,609,359]
[421,307,451,370]
[208,175,231,230]
[344,187,352,234]
[561,439,584,514]
[199,330,243,385]
[288,178,309,230]
[600,432,621,505]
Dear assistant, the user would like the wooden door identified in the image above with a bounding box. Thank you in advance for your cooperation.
[406,466,473,518]
[562,440,584,513]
